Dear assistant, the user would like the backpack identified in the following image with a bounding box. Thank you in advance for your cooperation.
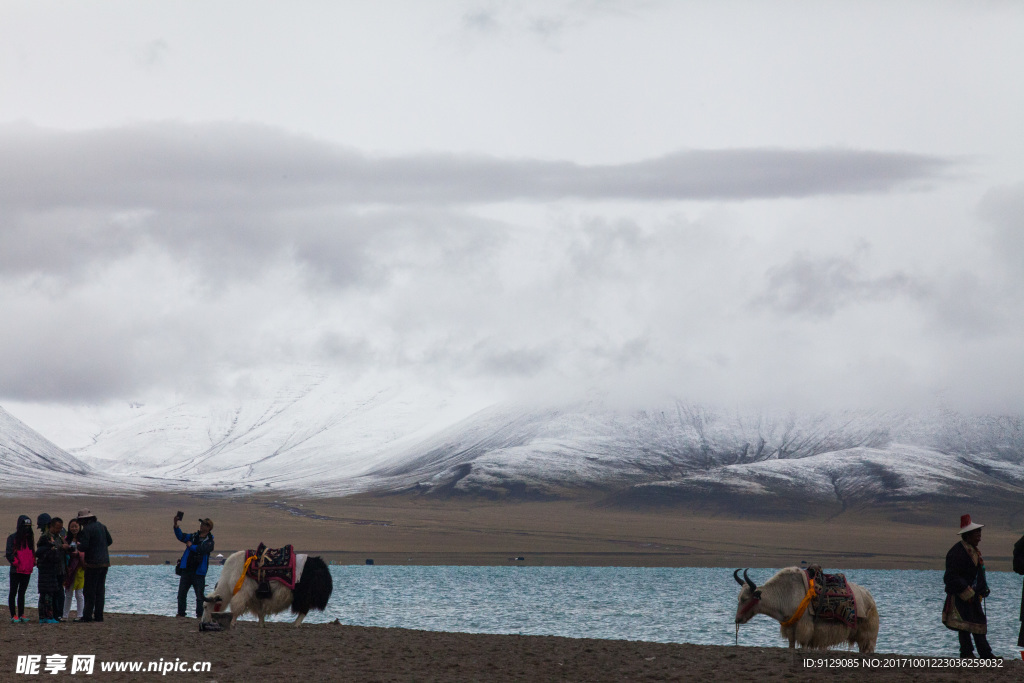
[1013,536,1024,575]
[13,544,35,574]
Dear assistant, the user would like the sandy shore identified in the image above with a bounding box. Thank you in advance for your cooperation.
[2,493,1021,571]
[1,611,1021,681]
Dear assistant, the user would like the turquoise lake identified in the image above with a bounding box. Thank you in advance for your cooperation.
[5,565,1022,658]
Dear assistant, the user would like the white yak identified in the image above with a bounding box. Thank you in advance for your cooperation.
[734,567,878,653]
[201,549,332,629]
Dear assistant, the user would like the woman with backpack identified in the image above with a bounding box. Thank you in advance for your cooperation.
[4,515,35,623]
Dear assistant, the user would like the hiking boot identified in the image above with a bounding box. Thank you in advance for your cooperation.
[19,616,29,623]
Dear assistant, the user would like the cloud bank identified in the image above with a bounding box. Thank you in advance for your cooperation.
[0,122,1019,415]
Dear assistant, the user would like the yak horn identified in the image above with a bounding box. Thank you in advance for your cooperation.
[733,569,744,586]
[743,569,757,591]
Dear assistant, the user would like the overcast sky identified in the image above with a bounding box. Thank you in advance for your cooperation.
[1,0,1022,422]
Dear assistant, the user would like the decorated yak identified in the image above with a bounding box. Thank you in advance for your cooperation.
[201,545,332,629]
[734,567,878,653]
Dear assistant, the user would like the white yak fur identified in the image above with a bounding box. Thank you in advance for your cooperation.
[735,567,878,653]
[202,550,309,628]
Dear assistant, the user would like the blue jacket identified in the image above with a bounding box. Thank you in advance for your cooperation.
[175,527,214,576]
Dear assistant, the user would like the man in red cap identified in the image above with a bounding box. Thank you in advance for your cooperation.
[942,514,994,659]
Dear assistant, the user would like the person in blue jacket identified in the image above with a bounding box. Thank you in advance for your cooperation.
[174,516,214,618]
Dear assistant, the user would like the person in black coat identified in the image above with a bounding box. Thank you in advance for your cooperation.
[74,509,113,623]
[1013,532,1024,648]
[35,517,66,623]
[942,514,994,659]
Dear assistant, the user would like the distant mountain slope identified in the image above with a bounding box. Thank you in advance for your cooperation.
[3,371,1023,513]
[68,369,488,494]
[365,405,1024,509]
[0,406,123,492]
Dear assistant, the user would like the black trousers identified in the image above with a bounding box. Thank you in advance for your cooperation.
[82,566,108,621]
[176,572,206,618]
[1018,622,1024,648]
[8,572,30,618]
[958,630,993,658]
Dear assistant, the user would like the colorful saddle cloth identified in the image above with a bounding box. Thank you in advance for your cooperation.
[245,543,297,590]
[807,566,857,629]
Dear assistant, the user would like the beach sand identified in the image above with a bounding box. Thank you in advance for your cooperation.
[1,611,1021,681]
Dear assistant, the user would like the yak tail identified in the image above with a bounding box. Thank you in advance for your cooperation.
[291,556,333,615]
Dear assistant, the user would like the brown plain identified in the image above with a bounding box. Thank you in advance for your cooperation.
[1,492,1019,571]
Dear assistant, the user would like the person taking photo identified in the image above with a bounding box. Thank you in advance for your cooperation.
[174,515,215,618]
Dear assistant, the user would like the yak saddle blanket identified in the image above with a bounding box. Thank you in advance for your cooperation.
[806,566,857,629]
[245,543,297,591]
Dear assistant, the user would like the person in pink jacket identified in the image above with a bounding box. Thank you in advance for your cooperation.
[5,515,35,623]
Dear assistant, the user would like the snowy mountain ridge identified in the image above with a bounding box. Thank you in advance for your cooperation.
[2,372,1023,513]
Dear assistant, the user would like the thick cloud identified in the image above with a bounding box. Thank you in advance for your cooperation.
[0,122,1018,414]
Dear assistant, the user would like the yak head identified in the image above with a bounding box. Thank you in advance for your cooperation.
[200,593,223,622]
[733,569,762,624]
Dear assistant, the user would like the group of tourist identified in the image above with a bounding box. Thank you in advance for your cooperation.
[4,510,216,624]
[4,509,112,623]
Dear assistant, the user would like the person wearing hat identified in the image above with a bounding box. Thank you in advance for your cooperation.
[173,516,215,618]
[942,514,994,659]
[74,509,113,623]
[5,515,35,623]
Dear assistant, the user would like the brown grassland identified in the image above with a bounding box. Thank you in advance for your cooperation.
[1,491,1019,571]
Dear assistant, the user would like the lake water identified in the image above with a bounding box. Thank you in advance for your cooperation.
[4,565,1022,658]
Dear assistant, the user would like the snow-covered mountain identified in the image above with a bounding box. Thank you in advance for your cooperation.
[0,406,145,493]
[364,404,1024,511]
[62,369,490,494]
[2,371,1023,512]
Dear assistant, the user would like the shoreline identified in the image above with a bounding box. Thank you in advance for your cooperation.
[2,611,1022,681]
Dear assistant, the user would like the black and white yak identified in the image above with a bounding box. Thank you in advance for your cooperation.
[201,550,333,628]
[734,567,878,653]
